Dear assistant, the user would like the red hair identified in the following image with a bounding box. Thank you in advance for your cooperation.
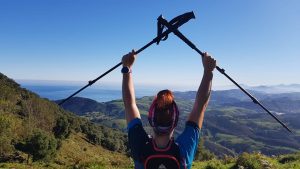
[155,90,174,126]
[156,89,174,109]
[148,89,179,134]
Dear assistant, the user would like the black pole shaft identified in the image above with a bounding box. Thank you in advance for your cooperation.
[58,40,156,106]
[216,67,292,133]
[161,19,292,133]
[58,62,122,105]
[59,20,186,106]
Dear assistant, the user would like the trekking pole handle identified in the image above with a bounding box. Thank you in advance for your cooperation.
[158,14,293,133]
[59,12,194,105]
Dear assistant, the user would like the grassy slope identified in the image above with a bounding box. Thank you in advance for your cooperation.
[0,133,133,169]
[0,72,130,168]
[2,152,300,169]
[55,133,132,169]
[192,152,300,169]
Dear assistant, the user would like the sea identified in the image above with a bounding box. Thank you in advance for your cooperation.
[18,80,244,103]
[20,84,158,102]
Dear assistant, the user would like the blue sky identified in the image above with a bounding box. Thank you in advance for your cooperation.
[1,0,300,90]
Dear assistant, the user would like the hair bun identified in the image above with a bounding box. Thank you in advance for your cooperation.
[156,89,174,109]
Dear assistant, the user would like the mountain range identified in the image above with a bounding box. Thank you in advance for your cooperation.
[1,72,300,168]
[57,89,300,157]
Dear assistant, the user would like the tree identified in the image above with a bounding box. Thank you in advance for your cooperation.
[87,132,101,145]
[16,130,58,162]
[195,137,215,161]
[53,116,71,139]
[0,115,14,158]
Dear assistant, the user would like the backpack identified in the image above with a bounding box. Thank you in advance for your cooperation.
[141,137,182,169]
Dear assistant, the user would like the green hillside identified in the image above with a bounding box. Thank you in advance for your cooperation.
[192,151,300,169]
[59,93,300,157]
[0,133,132,169]
[1,72,300,169]
[0,73,130,168]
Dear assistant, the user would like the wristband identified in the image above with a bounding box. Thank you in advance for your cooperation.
[121,66,131,74]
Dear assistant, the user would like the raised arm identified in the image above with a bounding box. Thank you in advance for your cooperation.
[188,52,216,129]
[122,50,141,124]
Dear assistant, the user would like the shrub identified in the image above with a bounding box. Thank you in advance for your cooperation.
[205,159,226,169]
[68,116,82,132]
[16,130,58,162]
[101,138,119,151]
[87,132,101,145]
[0,115,14,157]
[195,138,215,161]
[223,155,236,164]
[279,155,297,164]
[53,116,71,139]
[235,152,273,169]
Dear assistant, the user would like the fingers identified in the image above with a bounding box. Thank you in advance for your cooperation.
[125,49,136,58]
[131,49,136,54]
[203,52,209,56]
[122,49,136,67]
[203,52,215,62]
[202,51,217,72]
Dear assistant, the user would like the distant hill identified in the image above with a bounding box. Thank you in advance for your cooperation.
[220,84,300,94]
[249,84,300,93]
[175,89,300,114]
[0,73,130,167]
[56,97,106,116]
[58,90,300,157]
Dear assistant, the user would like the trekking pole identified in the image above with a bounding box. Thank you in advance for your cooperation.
[158,14,293,133]
[58,12,195,105]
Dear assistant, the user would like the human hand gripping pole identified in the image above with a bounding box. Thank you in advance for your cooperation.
[157,12,292,133]
[58,12,195,106]
[122,50,136,69]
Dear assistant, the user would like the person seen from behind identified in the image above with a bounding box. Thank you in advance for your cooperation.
[122,50,216,169]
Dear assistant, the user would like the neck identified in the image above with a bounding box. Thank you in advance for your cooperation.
[153,133,172,148]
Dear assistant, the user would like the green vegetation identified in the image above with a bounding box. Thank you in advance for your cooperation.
[0,72,128,167]
[1,148,300,168]
[192,151,300,169]
[195,138,216,161]
[1,72,300,168]
[53,115,71,139]
[62,94,300,156]
[0,114,17,157]
[15,129,58,162]
[0,133,132,169]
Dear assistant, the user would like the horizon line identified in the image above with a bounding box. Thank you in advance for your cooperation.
[15,78,300,92]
